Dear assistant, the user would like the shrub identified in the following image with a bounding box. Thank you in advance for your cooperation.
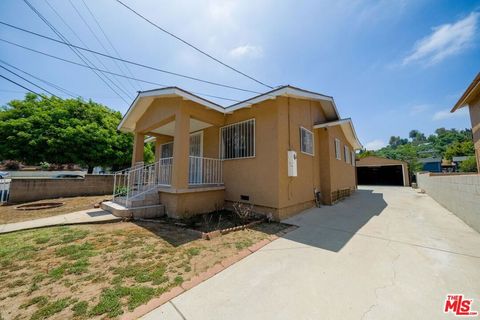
[459,156,478,172]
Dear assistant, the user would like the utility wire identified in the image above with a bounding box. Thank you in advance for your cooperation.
[0,21,264,95]
[66,0,133,96]
[0,38,241,103]
[44,0,133,98]
[80,0,141,91]
[0,73,40,95]
[0,58,80,98]
[0,64,57,96]
[22,0,130,104]
[114,0,273,89]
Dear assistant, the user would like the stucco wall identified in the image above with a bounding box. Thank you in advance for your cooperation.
[325,125,357,202]
[222,99,280,209]
[417,172,480,233]
[9,175,114,203]
[469,96,480,171]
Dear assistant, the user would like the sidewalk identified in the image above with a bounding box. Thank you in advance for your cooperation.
[0,209,121,234]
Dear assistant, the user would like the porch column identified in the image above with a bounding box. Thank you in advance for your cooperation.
[171,110,190,189]
[131,132,144,166]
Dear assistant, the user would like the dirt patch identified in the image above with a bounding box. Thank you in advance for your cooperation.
[0,195,110,224]
[0,220,289,319]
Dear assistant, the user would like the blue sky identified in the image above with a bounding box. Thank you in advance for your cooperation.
[0,0,479,150]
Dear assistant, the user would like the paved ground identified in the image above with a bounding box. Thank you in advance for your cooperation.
[0,208,120,233]
[143,186,480,320]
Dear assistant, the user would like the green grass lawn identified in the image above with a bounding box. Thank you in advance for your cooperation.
[0,221,286,319]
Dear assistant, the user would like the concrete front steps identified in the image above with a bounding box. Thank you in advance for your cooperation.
[101,201,165,219]
[101,190,165,219]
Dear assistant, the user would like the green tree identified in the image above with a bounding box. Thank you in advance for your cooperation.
[459,156,478,172]
[444,140,474,160]
[0,94,148,172]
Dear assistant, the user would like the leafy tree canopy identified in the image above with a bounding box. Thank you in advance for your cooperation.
[0,94,153,172]
[360,127,474,175]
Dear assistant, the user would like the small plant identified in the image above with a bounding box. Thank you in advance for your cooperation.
[114,186,129,197]
[232,202,254,222]
[39,162,50,170]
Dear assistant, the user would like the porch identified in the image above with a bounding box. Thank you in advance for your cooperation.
[110,94,227,217]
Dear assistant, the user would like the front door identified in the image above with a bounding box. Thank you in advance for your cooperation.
[189,132,203,184]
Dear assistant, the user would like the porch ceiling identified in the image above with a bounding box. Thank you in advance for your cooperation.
[150,118,213,137]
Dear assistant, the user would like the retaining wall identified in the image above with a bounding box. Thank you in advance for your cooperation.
[417,172,480,233]
[8,175,113,203]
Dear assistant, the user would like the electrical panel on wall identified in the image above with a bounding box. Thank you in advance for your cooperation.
[288,150,297,177]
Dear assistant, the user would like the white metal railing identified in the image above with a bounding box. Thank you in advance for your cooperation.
[189,156,223,185]
[0,178,11,204]
[113,158,173,205]
[112,156,223,207]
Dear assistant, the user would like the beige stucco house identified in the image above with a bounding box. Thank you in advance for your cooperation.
[103,85,362,221]
[451,72,480,172]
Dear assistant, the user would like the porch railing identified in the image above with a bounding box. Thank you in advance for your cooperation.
[189,156,223,186]
[112,156,223,207]
[113,157,173,204]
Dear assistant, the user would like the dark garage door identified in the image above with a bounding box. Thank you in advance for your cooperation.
[357,165,404,186]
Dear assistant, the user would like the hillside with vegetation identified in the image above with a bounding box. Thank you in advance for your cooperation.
[360,128,477,174]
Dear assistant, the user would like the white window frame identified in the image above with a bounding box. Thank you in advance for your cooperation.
[335,138,341,160]
[219,118,255,160]
[351,151,356,166]
[344,146,350,164]
[300,126,314,156]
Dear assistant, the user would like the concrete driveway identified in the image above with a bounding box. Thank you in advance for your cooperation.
[144,186,480,320]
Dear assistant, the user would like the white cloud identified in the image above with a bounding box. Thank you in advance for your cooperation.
[229,45,263,59]
[364,139,387,150]
[403,12,479,66]
[432,107,468,121]
[409,104,430,115]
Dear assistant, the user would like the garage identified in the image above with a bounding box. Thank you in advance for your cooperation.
[356,156,409,186]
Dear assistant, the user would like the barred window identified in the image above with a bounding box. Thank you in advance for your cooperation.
[160,142,173,158]
[300,127,314,155]
[335,139,341,160]
[344,146,350,164]
[220,119,255,159]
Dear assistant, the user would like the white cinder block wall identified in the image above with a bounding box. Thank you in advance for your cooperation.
[417,173,480,233]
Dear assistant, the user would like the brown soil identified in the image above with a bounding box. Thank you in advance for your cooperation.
[0,221,288,319]
[0,195,111,224]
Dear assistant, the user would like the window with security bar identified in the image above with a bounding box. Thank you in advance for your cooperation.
[220,119,255,159]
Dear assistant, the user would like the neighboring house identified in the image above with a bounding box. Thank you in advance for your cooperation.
[104,85,362,221]
[418,157,442,173]
[451,72,480,172]
[452,156,470,171]
[356,156,409,186]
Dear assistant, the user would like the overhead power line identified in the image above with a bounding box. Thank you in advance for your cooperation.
[80,0,141,91]
[0,58,80,98]
[0,38,241,103]
[66,0,133,95]
[0,73,40,95]
[22,0,130,104]
[0,64,57,96]
[114,0,273,89]
[0,21,263,95]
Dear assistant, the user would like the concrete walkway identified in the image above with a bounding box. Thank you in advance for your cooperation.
[143,186,480,320]
[0,209,121,234]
